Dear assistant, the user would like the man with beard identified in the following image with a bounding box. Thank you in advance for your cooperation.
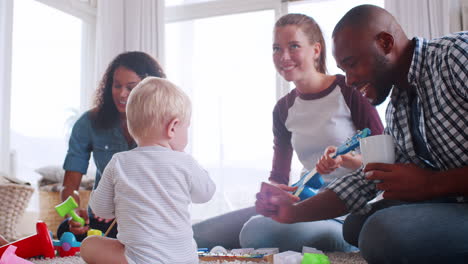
[255,4,468,264]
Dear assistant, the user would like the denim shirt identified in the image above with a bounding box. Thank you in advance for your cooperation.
[63,111,137,190]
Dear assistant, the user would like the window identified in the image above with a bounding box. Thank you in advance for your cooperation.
[166,9,277,220]
[11,0,83,211]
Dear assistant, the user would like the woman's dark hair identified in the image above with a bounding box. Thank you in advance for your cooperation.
[275,13,327,74]
[91,51,166,129]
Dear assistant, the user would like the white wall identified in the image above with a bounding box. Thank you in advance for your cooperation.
[0,0,13,175]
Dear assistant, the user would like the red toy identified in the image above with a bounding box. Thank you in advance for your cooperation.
[0,222,55,259]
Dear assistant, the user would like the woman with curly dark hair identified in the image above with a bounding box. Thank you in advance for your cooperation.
[58,51,166,241]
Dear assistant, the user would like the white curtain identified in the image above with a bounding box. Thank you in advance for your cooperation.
[385,0,468,39]
[463,0,468,29]
[94,0,165,83]
[0,0,13,174]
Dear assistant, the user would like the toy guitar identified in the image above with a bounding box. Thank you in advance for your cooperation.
[291,128,371,200]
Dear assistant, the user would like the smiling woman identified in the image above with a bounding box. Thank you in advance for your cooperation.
[238,13,383,253]
[288,0,388,126]
[57,51,166,241]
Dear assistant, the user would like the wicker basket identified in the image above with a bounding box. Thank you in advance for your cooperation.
[39,187,90,238]
[0,184,35,241]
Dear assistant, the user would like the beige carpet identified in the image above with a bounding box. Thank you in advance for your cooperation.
[327,252,367,264]
[30,252,367,264]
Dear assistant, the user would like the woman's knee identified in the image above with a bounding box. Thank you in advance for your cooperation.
[241,217,354,252]
[239,215,276,248]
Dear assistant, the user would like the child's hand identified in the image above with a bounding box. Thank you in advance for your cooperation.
[68,208,90,235]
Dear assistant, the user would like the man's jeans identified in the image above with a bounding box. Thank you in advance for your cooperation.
[344,199,468,264]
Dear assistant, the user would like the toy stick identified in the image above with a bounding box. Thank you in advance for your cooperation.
[104,219,117,237]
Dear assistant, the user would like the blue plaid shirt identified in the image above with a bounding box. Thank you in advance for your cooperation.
[328,32,468,214]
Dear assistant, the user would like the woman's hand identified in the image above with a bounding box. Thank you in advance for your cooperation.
[316,146,363,174]
[68,208,90,235]
[316,146,341,174]
[255,182,299,223]
[269,181,301,201]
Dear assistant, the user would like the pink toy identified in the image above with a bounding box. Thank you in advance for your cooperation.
[0,222,55,259]
[0,245,34,264]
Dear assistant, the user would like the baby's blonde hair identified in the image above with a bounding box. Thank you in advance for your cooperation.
[126,77,191,142]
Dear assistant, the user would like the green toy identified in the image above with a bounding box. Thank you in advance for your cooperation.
[301,253,330,264]
[55,196,85,226]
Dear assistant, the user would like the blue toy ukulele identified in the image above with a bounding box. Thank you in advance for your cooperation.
[292,128,371,200]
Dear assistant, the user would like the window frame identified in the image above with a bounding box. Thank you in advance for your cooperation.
[165,0,291,100]
[35,0,97,111]
[0,0,14,174]
[0,0,97,176]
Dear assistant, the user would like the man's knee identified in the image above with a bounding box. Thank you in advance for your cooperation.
[344,199,405,249]
[342,214,367,247]
[358,210,401,264]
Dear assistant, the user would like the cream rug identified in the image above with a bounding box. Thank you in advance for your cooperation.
[30,252,367,264]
